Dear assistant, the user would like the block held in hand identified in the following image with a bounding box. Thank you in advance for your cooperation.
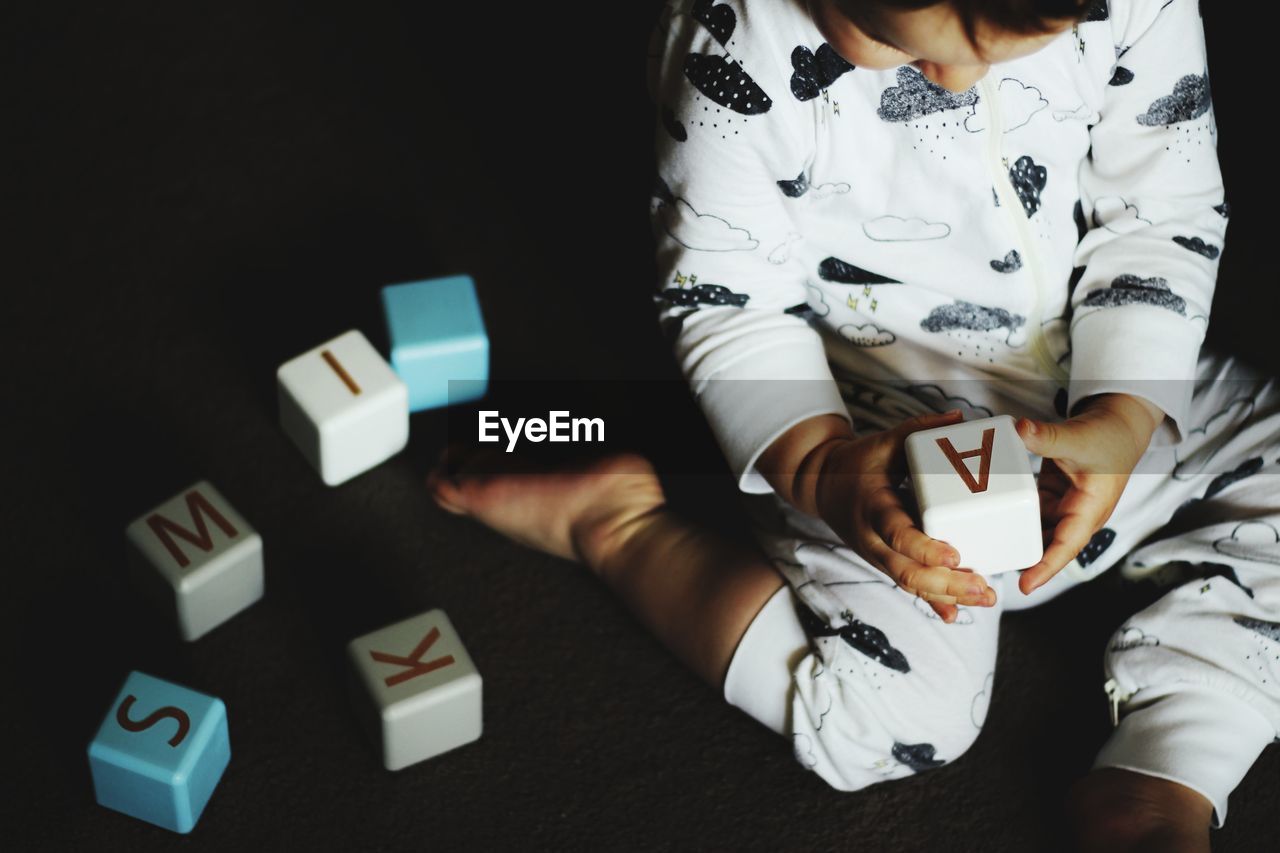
[905,414,1042,574]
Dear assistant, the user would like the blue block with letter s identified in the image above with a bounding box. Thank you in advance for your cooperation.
[87,671,231,833]
[381,275,489,412]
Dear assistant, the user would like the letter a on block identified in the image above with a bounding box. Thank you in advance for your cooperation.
[935,428,995,494]
[145,490,239,568]
[370,626,456,687]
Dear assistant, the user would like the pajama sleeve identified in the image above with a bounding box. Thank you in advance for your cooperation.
[1068,0,1227,444]
[648,1,849,493]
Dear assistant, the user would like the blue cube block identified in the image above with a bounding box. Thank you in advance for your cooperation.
[87,671,231,833]
[381,275,489,412]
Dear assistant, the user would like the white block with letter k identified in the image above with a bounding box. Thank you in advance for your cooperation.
[347,609,482,770]
[905,414,1043,574]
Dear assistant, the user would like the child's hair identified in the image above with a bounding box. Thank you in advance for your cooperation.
[833,0,1096,43]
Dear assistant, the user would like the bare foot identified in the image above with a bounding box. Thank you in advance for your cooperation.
[1067,768,1213,853]
[426,450,666,574]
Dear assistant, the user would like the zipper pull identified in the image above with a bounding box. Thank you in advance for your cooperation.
[1103,678,1130,727]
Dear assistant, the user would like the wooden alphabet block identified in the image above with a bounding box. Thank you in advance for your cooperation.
[381,275,488,412]
[905,414,1043,574]
[87,671,231,833]
[347,609,482,771]
[125,481,263,641]
[277,329,409,486]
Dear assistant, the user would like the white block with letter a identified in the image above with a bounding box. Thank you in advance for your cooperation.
[347,608,482,771]
[905,414,1043,574]
[125,481,264,641]
[277,329,409,486]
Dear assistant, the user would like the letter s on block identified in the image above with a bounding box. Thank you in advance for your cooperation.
[116,695,192,747]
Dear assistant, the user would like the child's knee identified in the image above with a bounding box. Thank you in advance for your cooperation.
[792,662,990,790]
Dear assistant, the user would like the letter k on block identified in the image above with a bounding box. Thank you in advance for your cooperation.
[370,626,455,687]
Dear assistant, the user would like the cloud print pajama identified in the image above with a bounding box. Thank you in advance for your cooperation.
[648,0,1279,823]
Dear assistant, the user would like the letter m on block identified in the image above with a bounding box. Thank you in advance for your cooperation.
[146,490,239,568]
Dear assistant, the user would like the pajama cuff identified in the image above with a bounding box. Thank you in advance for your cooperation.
[723,584,809,736]
[1067,306,1202,448]
[694,342,850,495]
[1092,682,1275,827]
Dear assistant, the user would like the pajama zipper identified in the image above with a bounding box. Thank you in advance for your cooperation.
[1102,677,1135,727]
[978,77,1069,384]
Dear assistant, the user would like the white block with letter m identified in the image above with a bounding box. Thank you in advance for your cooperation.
[125,481,264,641]
[905,414,1042,574]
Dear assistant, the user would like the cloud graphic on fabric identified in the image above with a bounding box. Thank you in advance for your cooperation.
[892,742,946,772]
[1109,67,1135,86]
[1111,626,1160,652]
[962,78,1047,133]
[906,385,994,420]
[793,733,819,769]
[818,256,901,284]
[691,0,735,46]
[1093,197,1152,233]
[813,182,851,198]
[1173,235,1220,259]
[1082,275,1185,315]
[863,216,951,242]
[664,198,759,251]
[990,250,1022,273]
[914,595,975,624]
[1137,73,1212,126]
[661,106,687,142]
[1076,528,1116,568]
[1054,104,1096,122]
[839,323,896,347]
[1234,616,1280,644]
[1173,397,1256,479]
[659,283,750,307]
[803,282,830,316]
[777,171,810,198]
[790,43,855,102]
[683,54,773,115]
[877,66,978,122]
[768,232,803,265]
[1213,521,1280,566]
[920,301,1026,344]
[970,672,994,728]
[1008,156,1047,217]
[1204,457,1265,500]
[796,604,911,672]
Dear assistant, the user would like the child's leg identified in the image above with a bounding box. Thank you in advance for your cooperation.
[431,451,1006,791]
[1070,354,1280,848]
[428,453,785,690]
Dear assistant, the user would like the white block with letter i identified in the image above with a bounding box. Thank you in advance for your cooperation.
[905,414,1043,574]
[277,329,409,486]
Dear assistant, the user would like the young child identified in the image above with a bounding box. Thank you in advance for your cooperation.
[430,1,1279,849]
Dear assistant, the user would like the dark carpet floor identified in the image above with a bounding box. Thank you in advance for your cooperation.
[6,2,1277,850]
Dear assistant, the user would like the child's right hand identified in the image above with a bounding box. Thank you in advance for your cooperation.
[759,410,997,623]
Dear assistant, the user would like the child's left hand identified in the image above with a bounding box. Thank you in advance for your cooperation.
[1014,393,1164,596]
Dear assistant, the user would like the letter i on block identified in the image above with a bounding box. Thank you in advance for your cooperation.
[88,671,231,833]
[904,414,1043,574]
[125,481,263,641]
[277,329,409,486]
[347,609,482,770]
[381,275,489,412]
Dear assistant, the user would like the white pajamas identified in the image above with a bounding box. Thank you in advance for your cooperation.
[648,0,1278,825]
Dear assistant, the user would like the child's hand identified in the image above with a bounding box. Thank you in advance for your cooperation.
[1015,393,1164,595]
[811,410,997,622]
